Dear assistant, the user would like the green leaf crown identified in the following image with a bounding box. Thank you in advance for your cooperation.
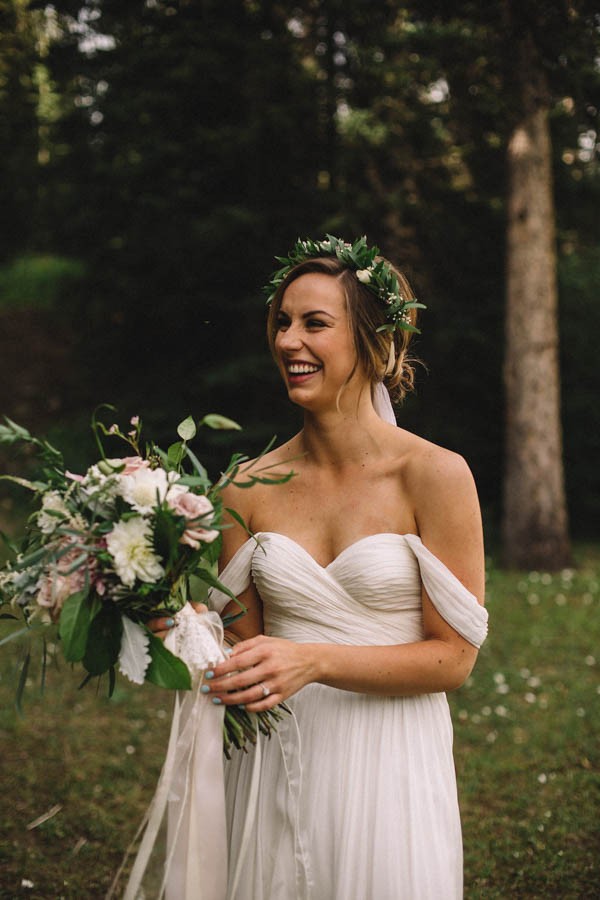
[264,234,425,334]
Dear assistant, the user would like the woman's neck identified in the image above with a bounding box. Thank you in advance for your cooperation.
[298,392,388,468]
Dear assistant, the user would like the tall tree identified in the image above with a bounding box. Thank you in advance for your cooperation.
[334,0,598,566]
[502,11,570,568]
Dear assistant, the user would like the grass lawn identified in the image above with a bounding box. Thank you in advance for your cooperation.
[0,545,598,899]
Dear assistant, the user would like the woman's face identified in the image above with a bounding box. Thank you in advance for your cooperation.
[274,272,365,410]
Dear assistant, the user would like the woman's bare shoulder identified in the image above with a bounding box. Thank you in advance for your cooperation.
[393,430,479,526]
[218,434,302,522]
[395,431,484,595]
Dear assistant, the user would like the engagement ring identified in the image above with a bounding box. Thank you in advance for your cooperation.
[259,682,270,698]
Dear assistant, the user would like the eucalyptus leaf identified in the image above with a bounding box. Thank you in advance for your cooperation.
[177,415,197,441]
[145,632,191,690]
[0,475,48,492]
[225,506,252,536]
[167,441,185,469]
[200,414,242,431]
[0,625,35,646]
[15,649,31,715]
[195,567,247,614]
[183,446,208,480]
[108,665,116,698]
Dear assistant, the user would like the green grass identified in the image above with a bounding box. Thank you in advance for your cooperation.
[0,546,598,898]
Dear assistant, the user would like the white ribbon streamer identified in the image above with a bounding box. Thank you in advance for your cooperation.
[110,607,228,900]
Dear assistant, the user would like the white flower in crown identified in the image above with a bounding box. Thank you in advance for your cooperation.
[119,466,181,515]
[356,269,372,284]
[106,517,165,587]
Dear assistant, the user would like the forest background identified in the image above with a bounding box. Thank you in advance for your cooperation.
[1,0,599,552]
[1,3,599,897]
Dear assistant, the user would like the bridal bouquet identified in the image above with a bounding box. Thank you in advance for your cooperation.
[0,409,289,753]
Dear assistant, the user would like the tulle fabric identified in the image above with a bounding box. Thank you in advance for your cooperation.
[211,530,488,899]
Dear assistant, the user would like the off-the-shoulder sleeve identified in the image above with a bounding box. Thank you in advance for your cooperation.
[403,533,488,649]
[208,538,255,614]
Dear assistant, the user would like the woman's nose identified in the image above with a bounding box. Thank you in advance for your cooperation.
[277,324,303,350]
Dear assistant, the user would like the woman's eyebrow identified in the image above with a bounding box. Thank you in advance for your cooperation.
[278,308,337,320]
[302,309,336,319]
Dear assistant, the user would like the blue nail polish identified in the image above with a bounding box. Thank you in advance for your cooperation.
[205,670,214,680]
[212,697,222,705]
[200,685,210,694]
[165,617,175,628]
[224,648,233,656]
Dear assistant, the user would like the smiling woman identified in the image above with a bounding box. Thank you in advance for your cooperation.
[148,235,487,900]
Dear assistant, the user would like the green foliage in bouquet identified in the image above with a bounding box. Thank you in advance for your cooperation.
[0,409,293,749]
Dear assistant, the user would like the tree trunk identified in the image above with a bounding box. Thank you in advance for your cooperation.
[502,42,571,570]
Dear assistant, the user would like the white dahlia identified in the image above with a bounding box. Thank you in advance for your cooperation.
[106,517,165,587]
[119,467,180,515]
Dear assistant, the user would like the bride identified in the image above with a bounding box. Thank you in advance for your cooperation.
[153,236,488,899]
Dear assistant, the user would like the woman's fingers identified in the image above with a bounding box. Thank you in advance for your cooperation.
[207,679,282,711]
[147,615,176,635]
[147,603,209,640]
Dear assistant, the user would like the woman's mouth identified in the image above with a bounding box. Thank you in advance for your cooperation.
[286,361,322,383]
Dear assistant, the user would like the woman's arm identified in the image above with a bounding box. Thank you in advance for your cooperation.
[205,448,485,711]
[217,484,264,644]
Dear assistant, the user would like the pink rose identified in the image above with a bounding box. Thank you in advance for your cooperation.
[65,470,85,483]
[167,491,219,549]
[37,537,107,619]
[37,539,90,619]
[120,456,151,475]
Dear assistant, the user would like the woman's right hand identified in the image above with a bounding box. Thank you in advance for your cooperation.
[147,602,209,641]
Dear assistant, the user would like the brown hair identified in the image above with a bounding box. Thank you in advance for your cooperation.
[266,255,418,403]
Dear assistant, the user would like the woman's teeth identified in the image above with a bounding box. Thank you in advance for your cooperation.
[288,364,320,375]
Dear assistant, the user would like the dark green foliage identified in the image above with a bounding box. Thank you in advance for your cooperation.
[0,0,599,533]
[144,630,191,690]
[0,0,40,260]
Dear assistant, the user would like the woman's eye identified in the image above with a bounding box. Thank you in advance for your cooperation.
[307,319,326,329]
[276,318,290,330]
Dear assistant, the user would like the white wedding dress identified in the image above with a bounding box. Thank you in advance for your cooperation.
[209,530,489,900]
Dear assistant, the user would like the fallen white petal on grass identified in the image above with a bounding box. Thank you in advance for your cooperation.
[72,837,87,856]
[26,804,62,830]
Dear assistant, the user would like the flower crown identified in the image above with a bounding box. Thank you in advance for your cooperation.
[264,234,425,334]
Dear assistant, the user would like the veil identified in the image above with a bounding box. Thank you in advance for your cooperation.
[372,382,397,425]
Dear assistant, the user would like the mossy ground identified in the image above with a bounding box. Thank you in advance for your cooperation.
[1,546,598,898]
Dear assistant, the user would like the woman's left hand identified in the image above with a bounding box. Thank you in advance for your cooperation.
[204,635,320,712]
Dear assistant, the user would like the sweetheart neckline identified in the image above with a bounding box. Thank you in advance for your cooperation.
[253,531,422,570]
